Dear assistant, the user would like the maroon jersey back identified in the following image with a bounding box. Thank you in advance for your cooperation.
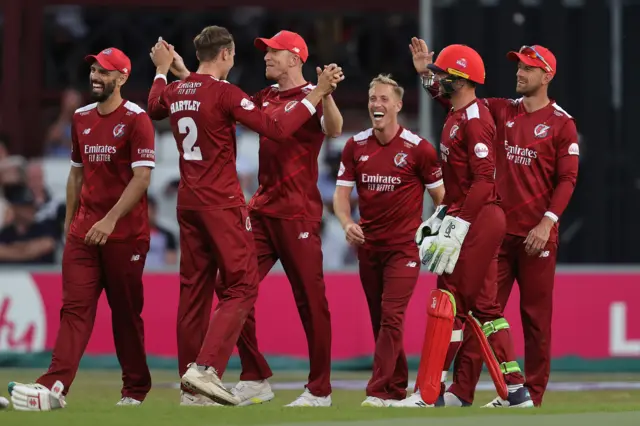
[159,73,246,210]
[440,100,498,219]
[484,98,579,242]
[337,127,442,250]
[70,101,156,241]
[248,83,325,221]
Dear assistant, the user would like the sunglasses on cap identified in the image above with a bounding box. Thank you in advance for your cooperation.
[519,45,554,73]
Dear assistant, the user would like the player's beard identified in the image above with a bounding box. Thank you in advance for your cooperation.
[90,80,116,103]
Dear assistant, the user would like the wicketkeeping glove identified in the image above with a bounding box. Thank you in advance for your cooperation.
[423,215,470,275]
[9,381,66,411]
[416,205,447,263]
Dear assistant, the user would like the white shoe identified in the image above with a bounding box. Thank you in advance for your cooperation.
[361,396,399,407]
[483,387,534,408]
[285,389,332,407]
[180,390,221,406]
[389,391,434,408]
[231,380,275,406]
[116,397,142,406]
[181,363,239,406]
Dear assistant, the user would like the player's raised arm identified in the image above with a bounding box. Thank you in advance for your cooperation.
[410,37,451,110]
[223,66,343,141]
[457,118,496,223]
[316,65,344,138]
[147,39,173,120]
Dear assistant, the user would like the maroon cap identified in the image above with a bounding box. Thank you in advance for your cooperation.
[507,45,556,75]
[85,47,131,75]
[254,30,309,63]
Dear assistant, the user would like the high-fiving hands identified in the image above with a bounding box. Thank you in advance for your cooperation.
[409,37,435,75]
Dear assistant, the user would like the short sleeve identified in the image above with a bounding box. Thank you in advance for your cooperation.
[416,140,443,189]
[70,119,83,167]
[336,138,356,187]
[130,113,156,169]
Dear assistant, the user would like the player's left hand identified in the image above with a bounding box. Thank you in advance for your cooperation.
[85,216,116,246]
[423,216,470,275]
[524,217,554,256]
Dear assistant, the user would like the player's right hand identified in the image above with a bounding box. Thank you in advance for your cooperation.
[344,222,365,246]
[409,37,435,75]
[157,39,191,80]
[10,381,66,411]
[150,38,174,74]
[317,65,345,96]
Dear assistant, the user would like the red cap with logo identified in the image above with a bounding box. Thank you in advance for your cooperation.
[254,31,309,63]
[85,47,132,75]
[507,45,556,75]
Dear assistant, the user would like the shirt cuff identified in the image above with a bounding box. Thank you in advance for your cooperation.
[155,74,167,82]
[301,98,316,115]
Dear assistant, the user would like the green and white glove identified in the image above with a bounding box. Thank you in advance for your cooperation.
[416,205,447,264]
[423,215,470,275]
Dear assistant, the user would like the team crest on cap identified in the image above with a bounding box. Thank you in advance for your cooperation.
[284,101,298,112]
[456,58,467,68]
[449,124,459,139]
[113,123,126,138]
[102,48,113,55]
[534,124,550,138]
[394,152,408,167]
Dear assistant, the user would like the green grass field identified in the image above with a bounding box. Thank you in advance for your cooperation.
[1,369,639,426]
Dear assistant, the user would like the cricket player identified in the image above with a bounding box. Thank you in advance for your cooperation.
[334,74,444,407]
[147,26,343,406]
[412,39,578,407]
[9,47,155,411]
[392,44,533,408]
[162,30,342,407]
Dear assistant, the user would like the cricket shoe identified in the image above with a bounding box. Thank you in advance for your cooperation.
[389,390,434,408]
[361,396,399,407]
[442,391,472,407]
[181,363,239,406]
[180,390,221,406]
[231,380,275,406]
[285,389,332,407]
[8,381,66,411]
[116,397,142,406]
[483,386,534,408]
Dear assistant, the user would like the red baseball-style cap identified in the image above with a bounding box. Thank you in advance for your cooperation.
[254,30,309,63]
[85,47,132,75]
[507,45,556,75]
